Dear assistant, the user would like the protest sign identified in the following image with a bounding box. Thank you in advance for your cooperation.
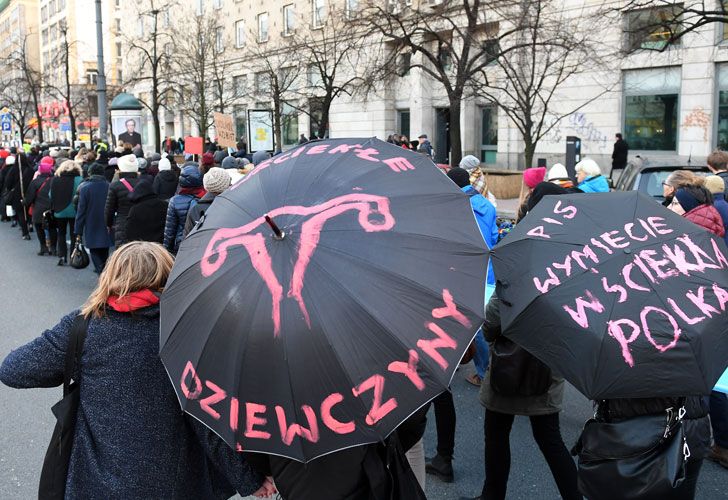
[214,113,236,149]
[184,136,204,155]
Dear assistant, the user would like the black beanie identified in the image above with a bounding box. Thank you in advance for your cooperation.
[447,167,470,188]
[675,188,701,213]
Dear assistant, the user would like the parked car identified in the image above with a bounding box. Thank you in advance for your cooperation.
[611,156,709,203]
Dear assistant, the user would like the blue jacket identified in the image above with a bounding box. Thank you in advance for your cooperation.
[578,175,610,193]
[463,185,499,285]
[0,306,262,499]
[75,176,112,249]
[714,197,728,246]
[164,193,199,253]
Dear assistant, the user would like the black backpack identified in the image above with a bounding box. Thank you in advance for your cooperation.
[489,336,552,397]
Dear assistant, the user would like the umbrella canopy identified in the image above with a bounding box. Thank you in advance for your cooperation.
[491,191,728,400]
[160,138,488,461]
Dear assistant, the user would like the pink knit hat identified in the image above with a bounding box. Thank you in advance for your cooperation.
[523,167,547,189]
[39,156,54,174]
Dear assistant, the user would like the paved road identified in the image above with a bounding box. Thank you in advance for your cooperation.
[0,223,725,499]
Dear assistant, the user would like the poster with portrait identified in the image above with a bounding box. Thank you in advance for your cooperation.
[112,115,143,147]
[247,109,274,152]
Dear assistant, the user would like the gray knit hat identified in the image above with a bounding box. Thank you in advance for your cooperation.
[203,167,231,194]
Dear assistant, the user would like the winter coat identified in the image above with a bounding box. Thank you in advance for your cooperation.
[153,170,178,200]
[164,193,199,253]
[126,182,169,244]
[75,176,112,249]
[479,294,565,416]
[596,397,711,461]
[683,204,726,238]
[2,163,34,206]
[24,173,53,224]
[183,192,217,237]
[611,139,629,170]
[713,197,728,245]
[463,185,499,285]
[103,164,116,183]
[104,172,140,245]
[0,306,263,499]
[577,175,610,193]
[50,174,82,218]
[717,171,728,201]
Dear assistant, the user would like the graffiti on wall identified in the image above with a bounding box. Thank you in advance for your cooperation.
[541,112,610,152]
[680,106,710,142]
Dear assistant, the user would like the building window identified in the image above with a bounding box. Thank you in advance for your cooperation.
[625,5,682,52]
[307,64,322,88]
[137,18,144,37]
[397,52,411,76]
[86,70,98,86]
[438,45,452,71]
[234,106,247,141]
[716,64,728,149]
[115,18,121,32]
[312,0,326,28]
[345,0,358,18]
[59,0,65,9]
[282,103,298,146]
[117,68,122,83]
[255,72,270,93]
[116,41,122,57]
[41,6,47,22]
[233,75,247,96]
[482,39,500,65]
[163,10,171,28]
[235,20,245,47]
[283,4,295,36]
[258,13,268,43]
[623,67,680,151]
[215,27,224,52]
[213,0,223,9]
[115,0,120,7]
[196,0,204,16]
[481,106,498,163]
[397,110,410,139]
[49,0,56,16]
[42,28,48,45]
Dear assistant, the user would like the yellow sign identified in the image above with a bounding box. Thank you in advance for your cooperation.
[213,112,237,149]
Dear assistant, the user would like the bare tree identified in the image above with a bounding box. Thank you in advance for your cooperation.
[124,0,177,151]
[244,40,302,151]
[478,0,612,167]
[362,0,518,166]
[50,21,80,143]
[291,11,371,139]
[1,34,45,143]
[174,12,236,139]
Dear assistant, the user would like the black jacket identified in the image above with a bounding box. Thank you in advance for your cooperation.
[104,172,140,245]
[24,173,53,224]
[2,163,33,206]
[183,192,217,236]
[125,181,169,244]
[153,170,178,200]
[611,139,629,169]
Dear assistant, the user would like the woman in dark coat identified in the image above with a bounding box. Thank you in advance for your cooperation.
[104,154,140,246]
[126,180,168,244]
[24,157,56,255]
[0,242,265,499]
[50,160,83,265]
[75,163,113,274]
[153,157,179,200]
[163,165,205,253]
[2,154,34,238]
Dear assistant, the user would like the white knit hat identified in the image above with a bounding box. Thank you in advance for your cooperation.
[203,167,231,194]
[118,154,139,173]
[5,155,15,165]
[459,155,481,171]
[158,158,171,171]
[49,147,60,158]
[547,163,568,181]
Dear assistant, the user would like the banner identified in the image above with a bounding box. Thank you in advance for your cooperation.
[184,136,204,155]
[247,110,274,152]
[214,112,237,149]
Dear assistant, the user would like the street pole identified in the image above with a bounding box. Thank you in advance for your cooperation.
[95,0,108,142]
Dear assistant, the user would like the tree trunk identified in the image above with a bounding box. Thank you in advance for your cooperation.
[317,93,333,139]
[448,97,462,167]
[273,97,282,153]
[31,88,43,143]
[523,141,536,169]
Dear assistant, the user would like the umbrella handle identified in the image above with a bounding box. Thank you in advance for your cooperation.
[265,214,285,240]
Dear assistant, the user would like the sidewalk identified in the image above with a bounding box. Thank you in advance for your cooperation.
[496,197,519,219]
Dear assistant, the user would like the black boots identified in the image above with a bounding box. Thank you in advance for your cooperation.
[426,454,454,483]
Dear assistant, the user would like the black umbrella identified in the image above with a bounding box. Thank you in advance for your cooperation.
[491,191,728,400]
[160,138,488,461]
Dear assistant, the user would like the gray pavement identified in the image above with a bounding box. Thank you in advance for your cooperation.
[0,222,725,499]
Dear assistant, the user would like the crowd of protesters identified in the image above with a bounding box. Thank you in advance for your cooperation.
[0,133,727,500]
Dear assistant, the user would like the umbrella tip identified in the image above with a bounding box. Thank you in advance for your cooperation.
[265,214,285,240]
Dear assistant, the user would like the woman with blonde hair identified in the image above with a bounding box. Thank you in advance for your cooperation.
[50,160,83,265]
[662,169,700,207]
[0,242,267,499]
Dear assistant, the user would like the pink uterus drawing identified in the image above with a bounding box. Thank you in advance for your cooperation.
[201,194,396,336]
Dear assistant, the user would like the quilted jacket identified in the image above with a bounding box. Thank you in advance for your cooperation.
[683,204,726,238]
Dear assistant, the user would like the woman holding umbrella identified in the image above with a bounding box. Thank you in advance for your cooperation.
[0,242,266,499]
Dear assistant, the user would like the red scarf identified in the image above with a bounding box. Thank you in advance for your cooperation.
[180,186,207,198]
[107,289,160,312]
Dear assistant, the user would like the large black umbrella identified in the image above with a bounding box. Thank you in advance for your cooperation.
[491,191,728,400]
[160,138,488,461]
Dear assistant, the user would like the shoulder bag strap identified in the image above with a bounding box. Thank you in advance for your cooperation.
[120,178,134,193]
[63,315,89,396]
